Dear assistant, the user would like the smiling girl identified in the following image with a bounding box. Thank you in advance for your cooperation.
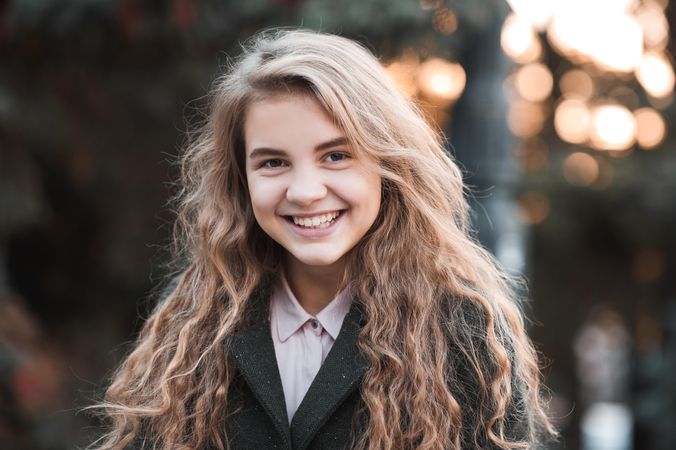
[91,29,556,449]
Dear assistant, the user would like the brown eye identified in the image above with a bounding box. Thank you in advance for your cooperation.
[261,159,286,169]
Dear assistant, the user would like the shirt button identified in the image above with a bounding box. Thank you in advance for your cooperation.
[310,319,319,329]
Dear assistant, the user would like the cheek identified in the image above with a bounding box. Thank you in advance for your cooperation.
[339,171,382,215]
[367,175,382,209]
[247,177,284,214]
[366,182,382,223]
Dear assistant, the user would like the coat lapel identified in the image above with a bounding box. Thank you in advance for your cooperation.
[290,301,368,450]
[229,315,292,449]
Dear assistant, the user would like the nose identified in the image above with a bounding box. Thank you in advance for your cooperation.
[286,169,328,206]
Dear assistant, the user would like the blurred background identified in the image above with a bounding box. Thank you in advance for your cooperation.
[0,0,674,449]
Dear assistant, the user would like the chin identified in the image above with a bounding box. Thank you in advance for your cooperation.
[297,257,341,267]
[291,252,344,268]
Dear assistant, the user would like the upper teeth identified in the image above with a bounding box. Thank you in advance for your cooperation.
[292,211,340,227]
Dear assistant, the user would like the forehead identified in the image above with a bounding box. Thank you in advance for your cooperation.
[243,94,344,154]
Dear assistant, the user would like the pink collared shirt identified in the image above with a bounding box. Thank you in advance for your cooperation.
[269,274,352,425]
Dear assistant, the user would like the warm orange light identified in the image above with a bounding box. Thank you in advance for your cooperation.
[432,8,458,35]
[385,55,420,98]
[589,104,636,150]
[518,191,550,224]
[501,13,542,64]
[548,12,643,73]
[554,98,591,144]
[559,69,595,100]
[514,63,553,102]
[635,1,669,50]
[599,15,644,73]
[596,15,643,72]
[546,15,579,60]
[636,51,675,99]
[563,152,599,186]
[417,58,466,103]
[634,107,667,149]
[508,100,546,138]
[505,0,554,31]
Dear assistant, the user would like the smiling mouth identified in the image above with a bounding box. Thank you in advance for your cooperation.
[283,209,346,229]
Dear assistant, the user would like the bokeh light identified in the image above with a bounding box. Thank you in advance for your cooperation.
[548,11,643,73]
[589,104,636,150]
[502,0,674,197]
[636,51,676,99]
[505,0,555,31]
[518,191,550,224]
[514,63,554,102]
[591,14,643,73]
[417,58,466,103]
[554,98,591,144]
[635,1,670,50]
[563,152,600,186]
[432,8,458,35]
[501,13,542,64]
[559,69,595,100]
[385,55,420,98]
[508,100,547,138]
[634,107,667,149]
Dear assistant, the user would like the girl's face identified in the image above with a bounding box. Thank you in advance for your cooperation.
[244,94,381,271]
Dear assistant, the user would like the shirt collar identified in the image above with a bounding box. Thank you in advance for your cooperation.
[270,272,353,342]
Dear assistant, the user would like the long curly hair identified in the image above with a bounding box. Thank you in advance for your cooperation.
[89,28,557,449]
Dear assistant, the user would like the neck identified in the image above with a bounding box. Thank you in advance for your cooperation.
[284,255,346,316]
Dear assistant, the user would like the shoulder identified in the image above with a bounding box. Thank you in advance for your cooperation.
[439,292,489,342]
[439,292,532,447]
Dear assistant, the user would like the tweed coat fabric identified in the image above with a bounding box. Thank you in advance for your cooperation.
[226,299,368,450]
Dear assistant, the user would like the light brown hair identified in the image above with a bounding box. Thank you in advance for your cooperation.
[89,28,557,449]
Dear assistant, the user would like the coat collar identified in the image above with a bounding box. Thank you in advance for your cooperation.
[229,293,367,450]
[228,312,290,446]
[272,273,354,342]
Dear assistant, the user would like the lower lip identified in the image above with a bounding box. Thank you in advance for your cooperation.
[285,211,345,238]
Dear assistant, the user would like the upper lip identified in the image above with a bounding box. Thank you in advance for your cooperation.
[282,209,345,218]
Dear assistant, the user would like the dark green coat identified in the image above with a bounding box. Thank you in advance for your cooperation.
[224,299,530,449]
[226,300,368,450]
[131,286,532,449]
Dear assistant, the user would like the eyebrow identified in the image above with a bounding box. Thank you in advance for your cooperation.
[248,136,349,159]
